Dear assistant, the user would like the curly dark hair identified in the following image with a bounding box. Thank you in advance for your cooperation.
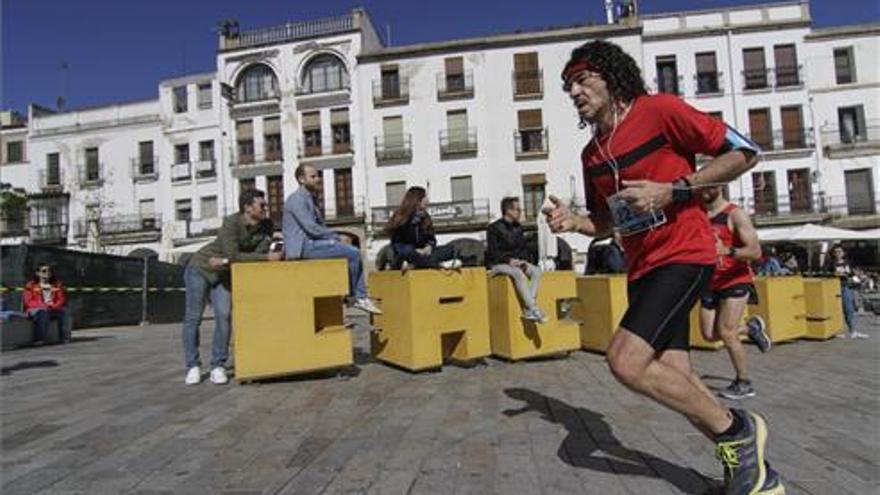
[562,39,647,106]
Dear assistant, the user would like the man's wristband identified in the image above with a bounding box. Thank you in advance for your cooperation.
[671,179,693,203]
[728,247,736,258]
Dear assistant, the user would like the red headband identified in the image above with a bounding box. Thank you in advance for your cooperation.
[562,60,597,82]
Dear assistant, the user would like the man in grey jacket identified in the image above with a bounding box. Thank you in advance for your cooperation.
[283,164,381,314]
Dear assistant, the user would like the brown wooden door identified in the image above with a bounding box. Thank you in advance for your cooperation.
[267,175,284,229]
[752,171,777,215]
[335,168,354,217]
[748,109,772,151]
[780,106,804,149]
[787,168,812,213]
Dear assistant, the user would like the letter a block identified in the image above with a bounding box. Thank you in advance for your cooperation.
[369,268,491,371]
[570,275,627,353]
[232,260,352,381]
[488,271,580,360]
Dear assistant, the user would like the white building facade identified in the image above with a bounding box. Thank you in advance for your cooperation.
[0,2,877,262]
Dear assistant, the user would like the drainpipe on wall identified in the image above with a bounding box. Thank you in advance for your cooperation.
[725,28,746,207]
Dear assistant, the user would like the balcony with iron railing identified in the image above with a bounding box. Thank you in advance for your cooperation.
[74,214,162,240]
[514,128,549,159]
[744,194,879,226]
[295,79,350,97]
[439,128,478,158]
[131,158,159,183]
[372,77,409,107]
[437,71,474,100]
[297,138,353,160]
[654,74,683,96]
[821,122,880,158]
[321,196,366,226]
[773,65,803,88]
[171,162,192,182]
[512,70,543,100]
[29,223,68,245]
[375,134,412,165]
[78,162,104,188]
[193,159,217,179]
[748,128,815,155]
[37,169,63,192]
[219,13,355,51]
[171,216,223,240]
[371,198,491,232]
[233,151,285,168]
[694,71,725,96]
[742,68,771,91]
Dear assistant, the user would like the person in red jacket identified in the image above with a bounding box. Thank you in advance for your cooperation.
[23,263,69,344]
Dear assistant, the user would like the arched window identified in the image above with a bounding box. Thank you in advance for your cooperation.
[235,64,279,102]
[300,54,349,94]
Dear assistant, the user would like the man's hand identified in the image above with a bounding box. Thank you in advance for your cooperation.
[208,257,227,269]
[416,245,433,256]
[617,180,674,214]
[542,195,579,233]
[509,258,525,268]
[267,251,284,261]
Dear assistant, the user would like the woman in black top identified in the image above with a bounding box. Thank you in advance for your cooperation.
[386,187,460,269]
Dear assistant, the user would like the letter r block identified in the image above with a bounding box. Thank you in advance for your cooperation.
[369,268,491,371]
[232,259,352,381]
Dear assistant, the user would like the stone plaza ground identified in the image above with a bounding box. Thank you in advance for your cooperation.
[1,313,878,495]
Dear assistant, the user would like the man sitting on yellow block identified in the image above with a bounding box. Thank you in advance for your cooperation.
[487,197,546,323]
[283,164,381,315]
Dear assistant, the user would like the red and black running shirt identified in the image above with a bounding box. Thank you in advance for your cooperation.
[708,203,754,290]
[581,94,725,281]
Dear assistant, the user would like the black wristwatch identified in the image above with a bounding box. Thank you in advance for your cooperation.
[671,178,693,203]
[728,247,737,258]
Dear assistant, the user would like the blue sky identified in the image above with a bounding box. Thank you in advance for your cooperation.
[2,0,878,114]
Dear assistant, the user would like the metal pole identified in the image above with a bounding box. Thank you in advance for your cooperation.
[140,257,149,326]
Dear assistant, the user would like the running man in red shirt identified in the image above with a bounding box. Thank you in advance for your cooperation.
[544,40,783,494]
[699,185,772,401]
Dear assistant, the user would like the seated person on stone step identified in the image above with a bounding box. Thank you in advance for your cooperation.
[486,197,546,323]
[386,186,461,270]
[23,263,69,344]
[283,164,381,315]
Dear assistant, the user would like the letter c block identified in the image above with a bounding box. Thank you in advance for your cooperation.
[232,259,352,381]
[369,268,491,371]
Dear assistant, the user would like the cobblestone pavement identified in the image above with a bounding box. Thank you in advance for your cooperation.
[1,313,878,494]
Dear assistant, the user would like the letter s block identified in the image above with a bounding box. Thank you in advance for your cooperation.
[232,259,352,381]
[369,268,491,371]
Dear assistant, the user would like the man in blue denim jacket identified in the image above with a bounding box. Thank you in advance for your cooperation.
[283,164,381,315]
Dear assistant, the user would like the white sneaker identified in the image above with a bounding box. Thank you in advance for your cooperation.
[209,367,228,385]
[439,259,463,270]
[184,366,201,385]
[850,331,870,339]
[353,297,383,315]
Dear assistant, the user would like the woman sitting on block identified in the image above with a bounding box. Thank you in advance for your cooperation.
[386,186,462,270]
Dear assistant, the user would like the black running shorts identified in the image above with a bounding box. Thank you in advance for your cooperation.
[700,283,759,310]
[620,264,714,351]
